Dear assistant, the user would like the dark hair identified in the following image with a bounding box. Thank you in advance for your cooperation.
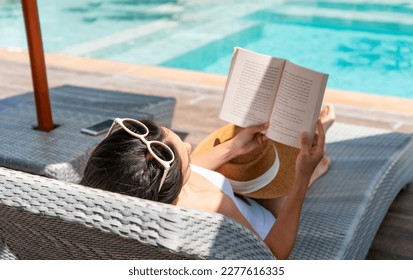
[80,119,183,204]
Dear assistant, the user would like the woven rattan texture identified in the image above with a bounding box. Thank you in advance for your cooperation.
[290,123,413,259]
[0,85,175,183]
[0,239,16,260]
[0,167,274,260]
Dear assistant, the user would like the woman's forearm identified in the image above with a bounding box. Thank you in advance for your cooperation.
[264,176,310,259]
[190,140,236,170]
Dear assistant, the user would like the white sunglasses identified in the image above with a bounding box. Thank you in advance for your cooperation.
[106,118,175,192]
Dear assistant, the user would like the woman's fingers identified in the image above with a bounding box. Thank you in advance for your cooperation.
[300,120,325,157]
[315,120,325,155]
[300,131,311,153]
[238,122,269,144]
[246,122,269,134]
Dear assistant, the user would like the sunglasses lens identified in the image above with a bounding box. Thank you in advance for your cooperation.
[123,120,147,135]
[150,143,174,162]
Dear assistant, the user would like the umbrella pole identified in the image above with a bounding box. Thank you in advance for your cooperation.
[21,0,54,132]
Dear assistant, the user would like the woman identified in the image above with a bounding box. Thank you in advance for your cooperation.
[81,105,335,259]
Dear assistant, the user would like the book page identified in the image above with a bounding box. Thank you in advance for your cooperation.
[266,61,328,148]
[219,48,286,127]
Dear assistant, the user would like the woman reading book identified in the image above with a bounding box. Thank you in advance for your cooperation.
[80,105,335,259]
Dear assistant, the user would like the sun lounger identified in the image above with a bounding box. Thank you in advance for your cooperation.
[0,166,274,260]
[0,85,176,183]
[290,123,413,259]
[0,122,412,259]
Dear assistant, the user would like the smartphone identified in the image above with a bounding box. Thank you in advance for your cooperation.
[81,119,114,136]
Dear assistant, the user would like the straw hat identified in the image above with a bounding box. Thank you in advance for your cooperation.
[192,124,299,199]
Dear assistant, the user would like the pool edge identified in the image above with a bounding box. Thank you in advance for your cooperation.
[2,48,412,116]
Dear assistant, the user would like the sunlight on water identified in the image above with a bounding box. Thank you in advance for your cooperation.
[0,0,412,98]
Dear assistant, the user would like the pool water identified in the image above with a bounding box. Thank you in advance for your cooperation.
[1,0,412,99]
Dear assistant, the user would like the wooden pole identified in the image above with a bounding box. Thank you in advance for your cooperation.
[21,0,54,132]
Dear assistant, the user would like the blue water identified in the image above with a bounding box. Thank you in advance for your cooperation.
[1,0,412,99]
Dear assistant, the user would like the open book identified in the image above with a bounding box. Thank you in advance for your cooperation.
[220,47,329,148]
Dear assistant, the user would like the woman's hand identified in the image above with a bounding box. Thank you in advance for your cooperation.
[295,120,325,180]
[228,123,269,157]
[190,123,269,171]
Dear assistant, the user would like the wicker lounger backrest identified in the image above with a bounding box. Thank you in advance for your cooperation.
[0,167,275,260]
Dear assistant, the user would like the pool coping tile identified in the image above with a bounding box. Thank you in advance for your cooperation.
[1,48,412,117]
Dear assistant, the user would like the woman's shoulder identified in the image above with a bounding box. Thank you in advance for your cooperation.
[177,164,241,214]
[177,171,255,234]
[178,174,237,211]
[176,185,228,212]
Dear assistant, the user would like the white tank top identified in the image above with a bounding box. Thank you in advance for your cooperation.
[190,164,276,239]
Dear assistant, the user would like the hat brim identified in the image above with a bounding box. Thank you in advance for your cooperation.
[192,124,299,199]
